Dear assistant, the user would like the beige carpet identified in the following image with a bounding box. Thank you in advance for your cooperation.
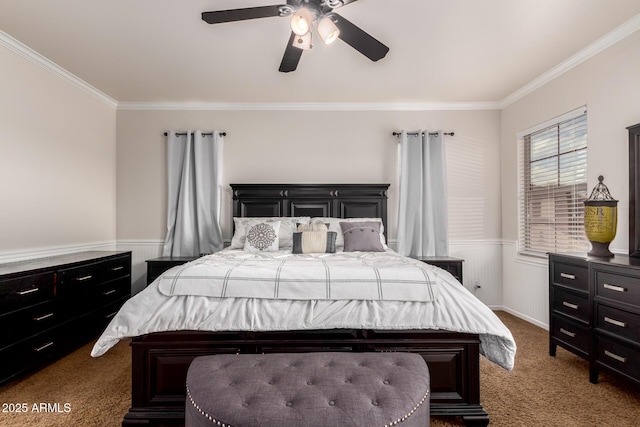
[1,311,639,426]
[433,312,640,426]
[0,337,130,427]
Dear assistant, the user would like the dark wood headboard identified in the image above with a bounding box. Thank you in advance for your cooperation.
[230,184,390,234]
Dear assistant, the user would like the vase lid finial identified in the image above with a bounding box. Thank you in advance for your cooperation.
[587,175,617,202]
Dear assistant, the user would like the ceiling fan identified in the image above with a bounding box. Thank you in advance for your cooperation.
[202,0,389,72]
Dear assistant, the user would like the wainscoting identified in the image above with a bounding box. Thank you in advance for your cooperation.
[449,240,503,307]
[501,240,549,329]
[116,240,163,294]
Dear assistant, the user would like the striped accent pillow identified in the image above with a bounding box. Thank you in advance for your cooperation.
[292,223,337,254]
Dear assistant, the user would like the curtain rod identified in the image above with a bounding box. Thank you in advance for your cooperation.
[164,131,227,137]
[392,131,454,137]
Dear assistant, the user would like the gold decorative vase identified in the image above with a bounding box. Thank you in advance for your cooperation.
[584,175,617,257]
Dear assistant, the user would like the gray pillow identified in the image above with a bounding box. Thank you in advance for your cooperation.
[340,221,385,252]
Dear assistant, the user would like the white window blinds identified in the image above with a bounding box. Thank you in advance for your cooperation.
[518,107,588,257]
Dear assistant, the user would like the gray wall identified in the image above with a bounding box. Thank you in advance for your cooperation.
[115,109,503,244]
[0,42,117,256]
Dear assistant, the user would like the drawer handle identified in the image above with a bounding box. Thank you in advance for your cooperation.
[560,328,576,338]
[111,266,124,271]
[17,288,39,296]
[34,342,54,352]
[604,316,627,328]
[604,350,627,363]
[33,313,54,322]
[76,275,93,282]
[560,273,576,280]
[562,301,579,310]
[102,289,117,296]
[603,283,627,293]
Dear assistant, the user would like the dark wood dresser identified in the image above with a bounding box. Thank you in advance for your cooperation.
[549,253,640,386]
[0,251,131,385]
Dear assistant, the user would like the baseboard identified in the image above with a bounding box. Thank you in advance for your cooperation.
[494,305,549,330]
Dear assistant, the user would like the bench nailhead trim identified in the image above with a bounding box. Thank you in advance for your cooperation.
[187,383,235,427]
[187,382,429,427]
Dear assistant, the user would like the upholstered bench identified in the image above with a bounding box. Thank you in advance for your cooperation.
[185,352,430,427]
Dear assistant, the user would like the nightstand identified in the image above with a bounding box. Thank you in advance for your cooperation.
[414,256,464,285]
[146,256,197,285]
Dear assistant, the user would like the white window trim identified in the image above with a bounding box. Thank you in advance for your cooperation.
[516,105,588,259]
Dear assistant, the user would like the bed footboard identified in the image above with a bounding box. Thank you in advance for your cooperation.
[123,329,488,427]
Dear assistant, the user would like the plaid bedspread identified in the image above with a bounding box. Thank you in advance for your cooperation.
[157,250,439,302]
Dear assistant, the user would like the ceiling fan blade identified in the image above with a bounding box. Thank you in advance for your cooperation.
[332,13,389,62]
[202,5,287,24]
[279,32,304,73]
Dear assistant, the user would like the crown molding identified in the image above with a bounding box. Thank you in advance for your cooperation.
[499,13,640,109]
[4,12,639,113]
[117,101,500,111]
[0,30,117,109]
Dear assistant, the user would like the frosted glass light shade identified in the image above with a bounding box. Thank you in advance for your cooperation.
[290,8,313,35]
[318,16,340,45]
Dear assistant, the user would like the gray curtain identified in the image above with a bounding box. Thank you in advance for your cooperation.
[396,130,449,257]
[162,130,224,257]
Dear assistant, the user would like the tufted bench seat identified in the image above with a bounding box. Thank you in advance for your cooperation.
[185,352,430,427]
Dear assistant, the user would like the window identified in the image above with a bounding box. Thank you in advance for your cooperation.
[518,107,588,257]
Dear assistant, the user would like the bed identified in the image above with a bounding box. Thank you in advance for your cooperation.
[92,183,515,427]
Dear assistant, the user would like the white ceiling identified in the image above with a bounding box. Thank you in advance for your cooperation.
[1,0,639,105]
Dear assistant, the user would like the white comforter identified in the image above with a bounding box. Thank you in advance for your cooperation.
[91,249,516,370]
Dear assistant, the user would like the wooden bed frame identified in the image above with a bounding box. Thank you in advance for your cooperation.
[122,184,489,426]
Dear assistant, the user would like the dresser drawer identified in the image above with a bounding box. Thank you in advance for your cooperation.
[100,255,131,282]
[551,261,588,292]
[57,262,100,294]
[595,304,640,343]
[0,327,66,382]
[0,301,57,349]
[96,276,130,306]
[99,297,128,323]
[594,270,640,305]
[551,315,590,356]
[552,287,589,323]
[595,336,640,382]
[0,272,55,313]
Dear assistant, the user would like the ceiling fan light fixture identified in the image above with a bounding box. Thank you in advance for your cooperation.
[201,1,390,72]
[318,15,340,45]
[290,8,314,35]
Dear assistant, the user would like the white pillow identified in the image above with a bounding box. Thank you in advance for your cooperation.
[231,217,310,249]
[310,217,387,249]
[243,220,281,253]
